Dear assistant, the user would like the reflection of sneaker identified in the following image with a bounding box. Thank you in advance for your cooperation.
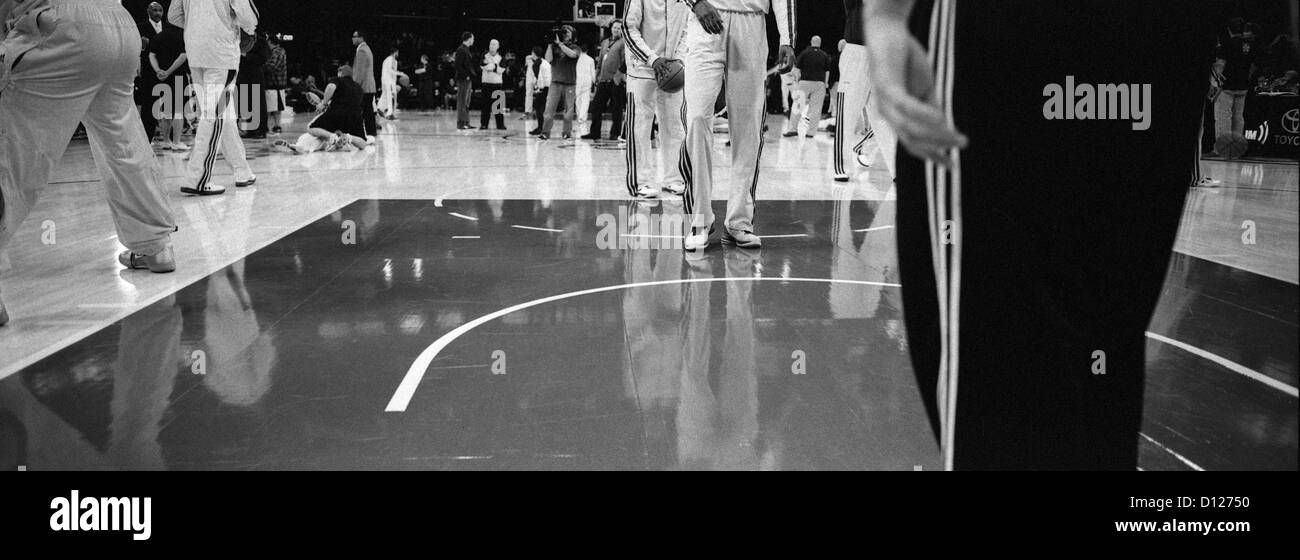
[661,183,685,196]
[181,184,226,196]
[169,142,191,152]
[857,152,872,168]
[722,229,762,249]
[118,246,177,273]
[0,296,8,327]
[833,173,850,182]
[684,225,714,252]
[1197,177,1223,187]
[782,131,797,138]
[235,175,257,187]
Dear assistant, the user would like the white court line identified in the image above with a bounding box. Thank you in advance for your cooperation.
[1145,331,1299,398]
[77,303,138,309]
[447,212,478,221]
[452,236,480,239]
[854,225,895,233]
[1139,432,1205,471]
[511,225,564,233]
[386,277,901,412]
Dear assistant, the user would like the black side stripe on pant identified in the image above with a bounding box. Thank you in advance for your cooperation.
[625,91,638,196]
[198,70,239,191]
[834,92,846,174]
[749,110,767,208]
[678,99,695,215]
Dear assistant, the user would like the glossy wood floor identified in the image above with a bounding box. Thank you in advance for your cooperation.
[0,110,1294,470]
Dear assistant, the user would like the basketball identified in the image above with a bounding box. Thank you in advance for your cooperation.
[656,58,685,94]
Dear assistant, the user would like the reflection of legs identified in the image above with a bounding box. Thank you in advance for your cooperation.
[108,298,181,470]
[83,73,177,257]
[718,252,758,470]
[676,257,715,467]
[1230,92,1245,137]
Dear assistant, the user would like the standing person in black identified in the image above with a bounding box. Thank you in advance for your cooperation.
[454,32,477,129]
[136,1,167,141]
[238,32,270,139]
[415,54,437,110]
[1213,18,1258,158]
[867,0,1224,470]
[147,22,191,151]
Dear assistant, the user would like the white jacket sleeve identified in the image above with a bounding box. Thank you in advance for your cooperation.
[231,0,258,34]
[773,0,795,47]
[623,0,658,65]
[167,0,185,28]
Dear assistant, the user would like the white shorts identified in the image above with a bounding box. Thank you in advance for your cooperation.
[265,88,286,112]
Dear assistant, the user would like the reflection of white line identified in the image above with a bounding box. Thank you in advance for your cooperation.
[511,225,563,233]
[1139,432,1205,471]
[624,234,677,239]
[434,199,444,207]
[762,234,809,238]
[854,225,895,233]
[387,277,900,412]
[77,303,136,309]
[1146,331,1298,398]
[448,212,478,221]
[452,236,480,239]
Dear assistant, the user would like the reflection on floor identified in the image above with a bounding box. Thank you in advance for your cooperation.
[0,112,1295,470]
[0,199,1293,470]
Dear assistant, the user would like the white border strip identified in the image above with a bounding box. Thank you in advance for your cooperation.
[1139,432,1206,471]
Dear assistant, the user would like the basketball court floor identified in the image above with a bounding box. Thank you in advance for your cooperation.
[0,110,1295,470]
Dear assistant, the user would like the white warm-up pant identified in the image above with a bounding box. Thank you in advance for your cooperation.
[625,76,685,194]
[187,67,253,190]
[576,80,592,122]
[681,10,768,233]
[379,80,398,116]
[833,43,897,177]
[0,0,175,257]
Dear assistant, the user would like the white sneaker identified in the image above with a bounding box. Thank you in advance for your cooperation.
[1197,177,1223,187]
[634,185,660,199]
[169,142,191,152]
[684,225,714,252]
[661,183,685,196]
[365,135,377,146]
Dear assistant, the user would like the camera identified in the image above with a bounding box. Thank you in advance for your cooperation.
[548,26,565,43]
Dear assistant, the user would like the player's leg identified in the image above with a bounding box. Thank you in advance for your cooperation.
[681,15,726,249]
[658,84,687,195]
[803,81,826,136]
[626,77,659,198]
[82,65,178,266]
[834,44,868,181]
[719,12,769,247]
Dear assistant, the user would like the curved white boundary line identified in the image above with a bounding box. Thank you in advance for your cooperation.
[386,277,901,411]
[1145,331,1298,398]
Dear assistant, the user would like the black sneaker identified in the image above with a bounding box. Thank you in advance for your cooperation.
[580,133,599,140]
[529,128,542,135]
[562,134,572,140]
[538,134,549,140]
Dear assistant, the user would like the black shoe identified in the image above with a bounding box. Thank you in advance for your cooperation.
[580,134,599,140]
[496,125,507,131]
[529,128,542,135]
[272,126,282,134]
[538,134,550,140]
[479,125,489,130]
[562,134,572,140]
